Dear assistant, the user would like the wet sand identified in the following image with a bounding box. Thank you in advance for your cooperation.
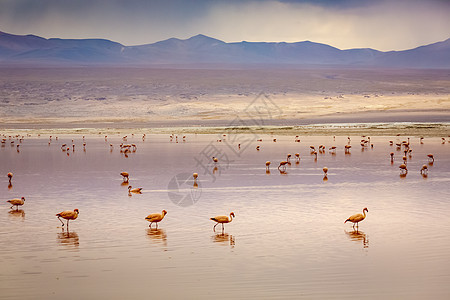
[1,121,449,139]
[1,134,450,299]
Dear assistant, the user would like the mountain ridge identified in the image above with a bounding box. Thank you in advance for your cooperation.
[0,31,448,68]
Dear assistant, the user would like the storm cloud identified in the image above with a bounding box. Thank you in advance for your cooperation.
[0,0,448,50]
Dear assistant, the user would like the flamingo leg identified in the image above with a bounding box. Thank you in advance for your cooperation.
[213,223,218,232]
[222,223,224,232]
[58,217,65,226]
[149,222,153,228]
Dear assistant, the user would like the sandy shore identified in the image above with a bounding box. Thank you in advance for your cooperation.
[1,122,449,137]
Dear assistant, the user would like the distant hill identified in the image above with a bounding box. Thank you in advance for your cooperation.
[0,31,449,68]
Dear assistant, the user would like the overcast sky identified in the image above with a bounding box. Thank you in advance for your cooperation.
[0,0,449,51]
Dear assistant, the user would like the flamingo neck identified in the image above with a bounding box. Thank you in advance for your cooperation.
[229,214,234,222]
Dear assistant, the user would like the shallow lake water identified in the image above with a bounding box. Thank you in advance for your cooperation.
[1,133,449,299]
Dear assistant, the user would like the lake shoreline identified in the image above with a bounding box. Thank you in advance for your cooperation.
[1,122,449,137]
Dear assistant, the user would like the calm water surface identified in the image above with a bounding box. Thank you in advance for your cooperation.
[1,133,449,299]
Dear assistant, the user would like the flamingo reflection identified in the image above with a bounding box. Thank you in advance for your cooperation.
[190,182,202,201]
[345,229,369,248]
[8,209,25,220]
[212,233,235,247]
[146,228,168,247]
[57,230,80,248]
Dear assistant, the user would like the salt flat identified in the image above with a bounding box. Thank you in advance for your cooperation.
[0,67,448,128]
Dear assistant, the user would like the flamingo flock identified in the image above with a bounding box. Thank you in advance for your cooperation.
[261,135,439,179]
[2,133,446,235]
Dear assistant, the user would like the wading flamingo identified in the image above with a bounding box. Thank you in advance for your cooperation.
[128,186,143,194]
[7,197,25,209]
[7,172,13,184]
[56,209,79,227]
[344,145,351,153]
[420,165,428,175]
[211,212,235,232]
[193,173,198,186]
[399,164,408,174]
[120,172,129,182]
[287,154,291,163]
[266,161,271,171]
[323,167,328,178]
[345,208,368,229]
[145,210,167,229]
[278,161,288,171]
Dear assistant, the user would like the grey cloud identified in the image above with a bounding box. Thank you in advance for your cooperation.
[0,0,448,50]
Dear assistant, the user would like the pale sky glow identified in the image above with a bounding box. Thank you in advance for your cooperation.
[0,0,449,51]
